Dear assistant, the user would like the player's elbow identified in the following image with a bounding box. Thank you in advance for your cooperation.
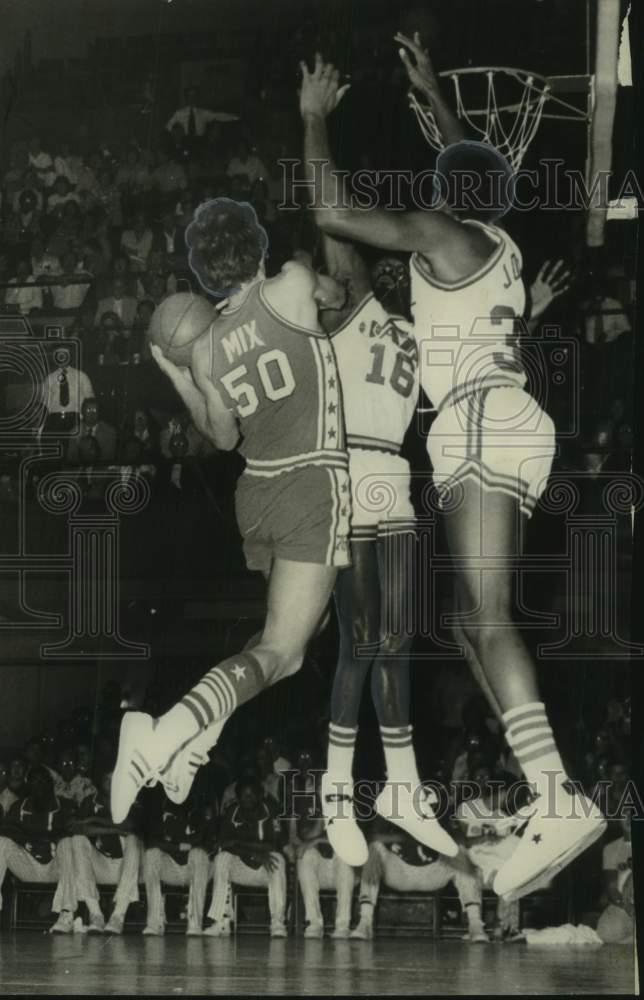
[314,207,350,237]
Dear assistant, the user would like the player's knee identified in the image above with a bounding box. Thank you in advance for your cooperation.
[351,614,379,649]
[460,615,512,656]
[377,630,413,659]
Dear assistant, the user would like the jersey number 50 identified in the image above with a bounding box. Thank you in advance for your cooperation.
[221,349,296,418]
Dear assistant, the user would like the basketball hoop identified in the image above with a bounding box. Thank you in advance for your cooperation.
[409,66,589,171]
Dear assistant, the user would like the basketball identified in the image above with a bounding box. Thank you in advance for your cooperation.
[148,293,215,367]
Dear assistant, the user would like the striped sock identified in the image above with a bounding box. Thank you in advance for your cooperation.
[502,701,567,798]
[156,652,265,749]
[380,725,419,783]
[327,723,357,779]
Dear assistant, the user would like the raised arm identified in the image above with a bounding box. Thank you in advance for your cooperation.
[300,54,462,257]
[395,31,466,146]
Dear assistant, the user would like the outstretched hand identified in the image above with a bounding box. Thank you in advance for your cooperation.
[529,259,573,321]
[395,30,439,94]
[150,343,195,391]
[299,52,350,119]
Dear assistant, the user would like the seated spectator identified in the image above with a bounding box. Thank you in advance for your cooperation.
[0,765,77,934]
[46,175,81,221]
[47,200,85,261]
[3,143,29,205]
[226,138,268,187]
[49,250,92,313]
[96,252,143,300]
[94,275,139,328]
[597,817,633,943]
[152,208,186,263]
[67,770,142,934]
[67,397,117,465]
[115,147,151,216]
[41,343,94,437]
[93,168,123,229]
[0,761,18,818]
[53,747,97,807]
[142,794,211,936]
[3,258,43,315]
[351,810,487,942]
[11,171,44,214]
[121,407,158,462]
[255,739,287,806]
[142,250,178,300]
[28,136,56,189]
[120,212,154,273]
[30,236,62,281]
[150,149,188,203]
[286,751,354,939]
[5,189,43,246]
[204,774,287,938]
[53,142,83,188]
[7,758,28,800]
[174,190,196,229]
[133,298,156,353]
[144,271,172,308]
[75,152,102,207]
[159,413,211,459]
[453,761,527,943]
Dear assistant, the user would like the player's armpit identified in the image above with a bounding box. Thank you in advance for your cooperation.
[264,261,321,331]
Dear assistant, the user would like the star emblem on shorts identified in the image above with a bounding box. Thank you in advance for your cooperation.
[341,482,349,493]
[341,506,348,517]
[532,833,542,845]
[232,665,246,682]
[328,402,336,414]
[325,352,333,363]
[328,428,336,439]
[328,377,336,389]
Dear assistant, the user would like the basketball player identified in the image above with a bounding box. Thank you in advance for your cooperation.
[110,198,353,825]
[316,231,457,865]
[299,46,605,901]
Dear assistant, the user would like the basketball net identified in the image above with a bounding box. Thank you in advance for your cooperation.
[408,68,551,171]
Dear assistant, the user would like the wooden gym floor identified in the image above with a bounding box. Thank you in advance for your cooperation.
[0,933,636,996]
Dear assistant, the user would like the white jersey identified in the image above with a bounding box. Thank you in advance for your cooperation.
[410,221,527,412]
[330,293,419,456]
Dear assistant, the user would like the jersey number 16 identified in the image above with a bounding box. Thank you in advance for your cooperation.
[365,343,416,398]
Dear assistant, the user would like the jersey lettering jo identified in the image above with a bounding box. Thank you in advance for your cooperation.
[330,294,419,455]
[410,221,527,413]
[209,282,346,478]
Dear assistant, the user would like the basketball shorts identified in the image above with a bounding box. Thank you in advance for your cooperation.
[427,386,556,518]
[349,448,415,542]
[235,465,351,574]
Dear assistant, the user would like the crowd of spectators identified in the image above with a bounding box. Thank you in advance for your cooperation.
[0,683,632,941]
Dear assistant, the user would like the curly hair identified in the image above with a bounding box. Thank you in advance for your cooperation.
[186,197,269,297]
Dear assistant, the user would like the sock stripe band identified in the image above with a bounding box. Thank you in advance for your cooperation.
[516,741,558,765]
[511,731,555,756]
[506,718,548,739]
[329,724,358,736]
[181,695,208,729]
[502,703,547,727]
[201,673,235,716]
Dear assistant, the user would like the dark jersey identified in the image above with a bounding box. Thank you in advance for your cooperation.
[78,794,123,860]
[4,796,67,864]
[219,798,282,869]
[209,281,347,478]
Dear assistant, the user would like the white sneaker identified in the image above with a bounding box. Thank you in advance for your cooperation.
[202,920,231,937]
[375,782,458,858]
[161,720,225,806]
[270,922,287,938]
[321,772,368,867]
[493,787,606,902]
[464,925,489,943]
[350,921,373,940]
[50,911,74,935]
[331,923,350,939]
[186,922,202,936]
[142,922,165,936]
[87,911,105,934]
[304,921,324,939]
[105,913,124,935]
[111,712,168,823]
